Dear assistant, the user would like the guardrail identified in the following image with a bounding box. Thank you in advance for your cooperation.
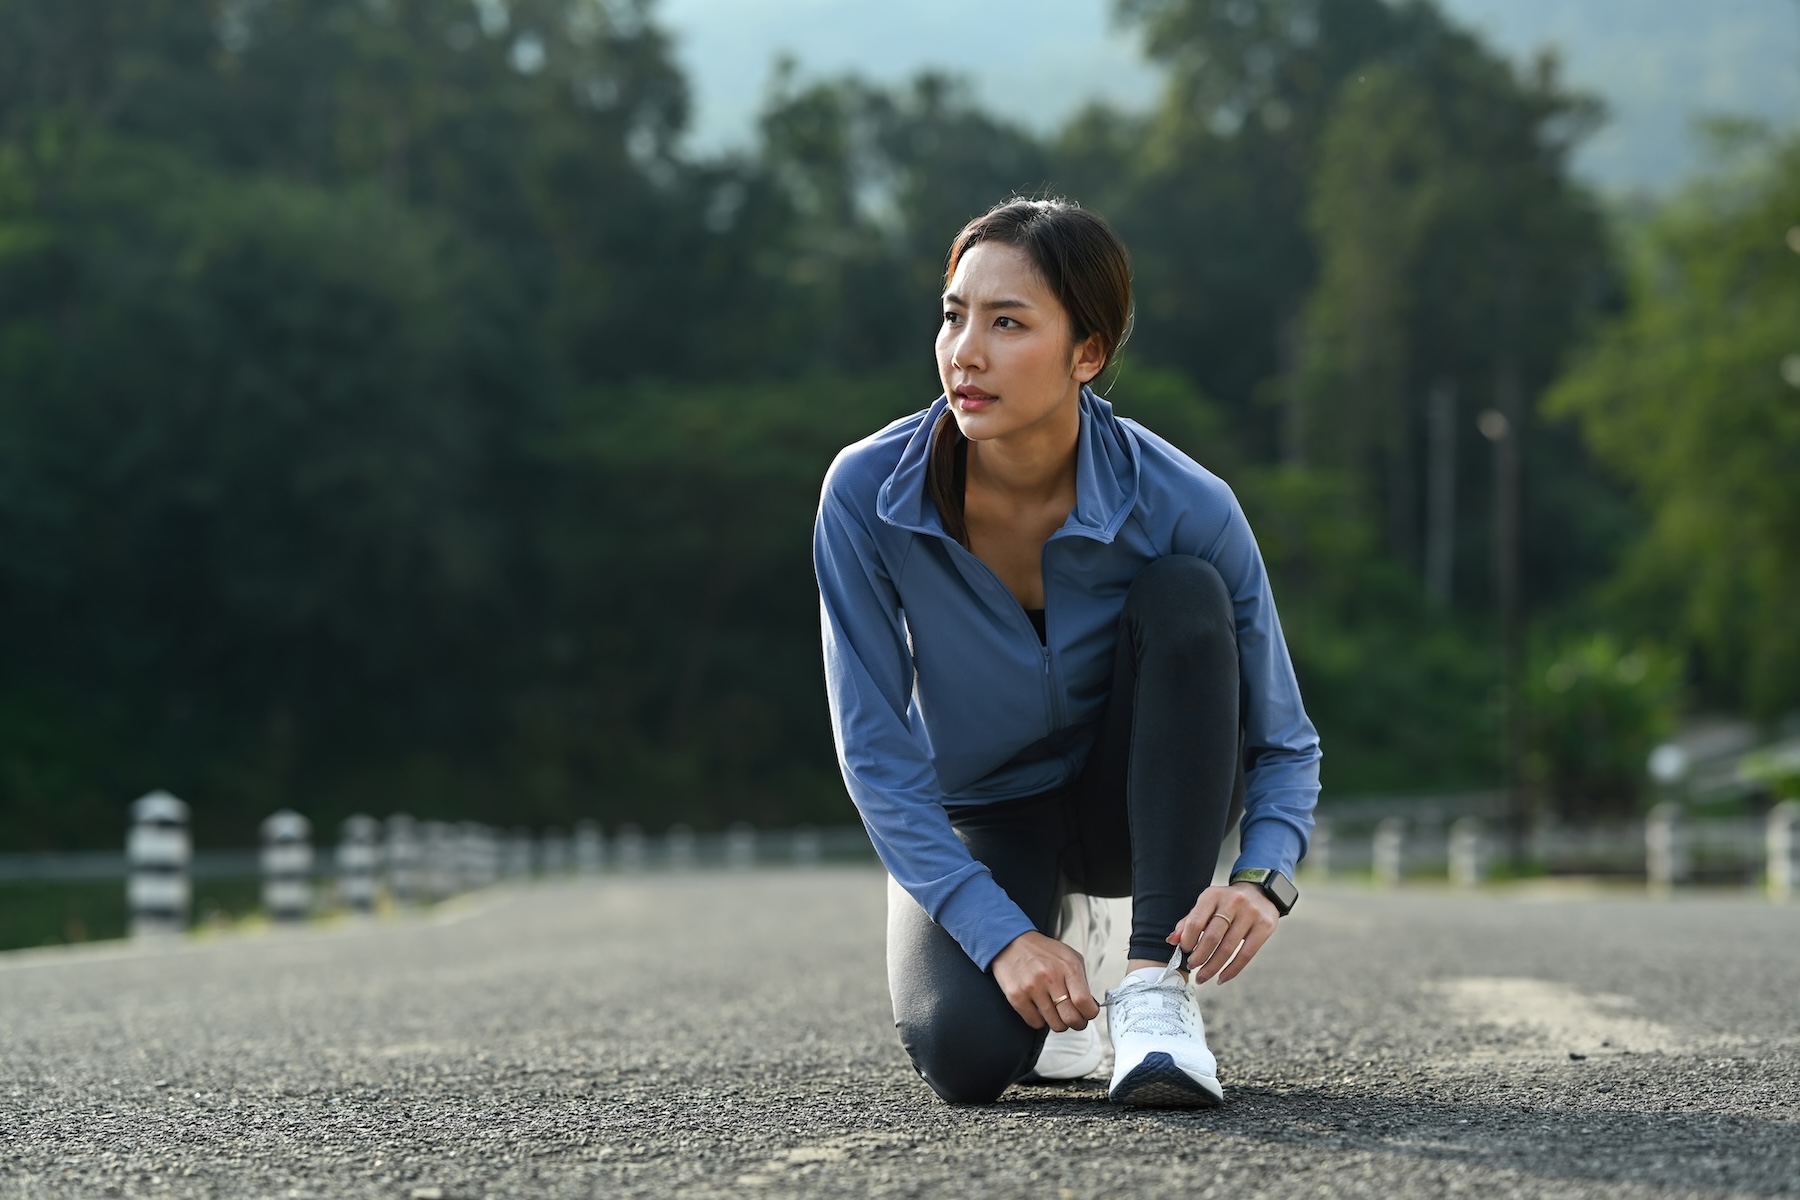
[3,801,882,942]
[1304,802,1799,898]
[6,796,1795,946]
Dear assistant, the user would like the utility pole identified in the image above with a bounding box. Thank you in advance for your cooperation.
[1479,357,1526,866]
[1425,377,1458,607]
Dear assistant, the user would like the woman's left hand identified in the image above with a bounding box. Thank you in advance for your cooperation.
[1167,882,1279,984]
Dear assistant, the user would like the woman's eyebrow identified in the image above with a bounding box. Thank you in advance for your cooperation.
[942,291,1036,311]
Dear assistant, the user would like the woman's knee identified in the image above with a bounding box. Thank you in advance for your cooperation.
[1124,554,1234,645]
[898,1011,1039,1105]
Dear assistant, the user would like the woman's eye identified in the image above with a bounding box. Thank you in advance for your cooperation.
[943,310,962,325]
[995,316,1020,329]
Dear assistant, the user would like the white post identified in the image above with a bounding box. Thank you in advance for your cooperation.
[456,822,485,892]
[540,827,569,880]
[726,823,756,871]
[1646,802,1687,895]
[1305,816,1331,880]
[1768,801,1799,902]
[666,824,696,871]
[422,820,455,901]
[1373,817,1405,889]
[505,827,534,881]
[615,823,646,873]
[573,820,604,876]
[337,814,380,916]
[385,813,420,906]
[791,824,822,868]
[482,826,503,888]
[260,810,313,924]
[128,791,191,938]
[1448,816,1485,888]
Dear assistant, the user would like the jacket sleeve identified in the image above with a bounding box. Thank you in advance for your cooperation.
[1192,493,1321,881]
[813,488,1037,970]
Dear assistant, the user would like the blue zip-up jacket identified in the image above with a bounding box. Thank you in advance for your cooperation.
[814,387,1320,971]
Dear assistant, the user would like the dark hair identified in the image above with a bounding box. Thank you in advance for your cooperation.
[930,197,1134,546]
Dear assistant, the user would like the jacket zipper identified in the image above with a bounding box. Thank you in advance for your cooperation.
[940,537,1064,738]
[1040,538,1064,734]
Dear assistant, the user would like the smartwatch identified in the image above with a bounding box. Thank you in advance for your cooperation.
[1230,868,1299,916]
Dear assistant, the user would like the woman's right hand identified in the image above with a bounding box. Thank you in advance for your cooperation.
[990,930,1100,1032]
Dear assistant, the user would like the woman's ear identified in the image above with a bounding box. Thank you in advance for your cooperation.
[1071,333,1107,385]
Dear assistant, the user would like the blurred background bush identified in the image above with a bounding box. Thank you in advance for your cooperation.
[0,0,1795,850]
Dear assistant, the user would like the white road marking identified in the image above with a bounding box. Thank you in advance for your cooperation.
[1429,976,1707,1057]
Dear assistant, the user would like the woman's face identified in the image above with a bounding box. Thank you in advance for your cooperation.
[935,241,1104,443]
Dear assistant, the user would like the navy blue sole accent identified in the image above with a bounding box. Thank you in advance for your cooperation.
[1108,1051,1224,1109]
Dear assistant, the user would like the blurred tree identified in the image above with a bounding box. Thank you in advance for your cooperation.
[1547,128,1800,718]
[1302,43,1609,588]
[1522,634,1680,821]
[0,0,1681,855]
[0,137,541,844]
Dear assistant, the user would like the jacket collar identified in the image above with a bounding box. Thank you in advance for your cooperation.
[877,385,1141,544]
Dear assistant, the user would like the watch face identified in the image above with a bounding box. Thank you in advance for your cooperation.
[1232,869,1297,914]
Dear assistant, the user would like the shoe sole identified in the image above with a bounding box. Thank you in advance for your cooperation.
[1107,1052,1224,1109]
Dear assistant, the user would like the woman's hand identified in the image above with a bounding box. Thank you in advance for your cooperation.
[1168,882,1279,984]
[990,930,1101,1032]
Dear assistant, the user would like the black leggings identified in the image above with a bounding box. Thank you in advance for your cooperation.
[886,555,1242,1105]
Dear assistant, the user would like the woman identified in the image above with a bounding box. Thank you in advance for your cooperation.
[813,198,1320,1108]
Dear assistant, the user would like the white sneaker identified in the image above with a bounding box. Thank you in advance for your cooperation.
[1021,893,1110,1082]
[1104,949,1224,1107]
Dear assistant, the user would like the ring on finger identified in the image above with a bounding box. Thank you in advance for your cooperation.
[1207,913,1229,927]
[1052,994,1069,1004]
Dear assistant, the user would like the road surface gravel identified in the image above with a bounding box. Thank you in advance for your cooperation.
[1,869,1795,1198]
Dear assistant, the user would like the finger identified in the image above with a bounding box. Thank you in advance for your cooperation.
[1061,965,1099,1024]
[1215,920,1275,985]
[1195,913,1258,983]
[1185,911,1234,971]
[1172,907,1217,958]
[1007,987,1046,1030]
[1036,989,1069,1033]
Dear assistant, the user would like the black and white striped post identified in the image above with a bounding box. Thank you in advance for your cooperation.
[1373,817,1406,889]
[726,822,756,871]
[790,824,822,868]
[1306,815,1332,880]
[540,827,569,880]
[1646,802,1687,895]
[1768,801,1798,902]
[260,810,313,925]
[574,820,604,877]
[615,823,646,873]
[1448,816,1485,888]
[337,814,380,916]
[472,823,501,889]
[505,827,533,881]
[666,824,696,871]
[127,791,191,938]
[386,813,420,906]
[421,820,456,900]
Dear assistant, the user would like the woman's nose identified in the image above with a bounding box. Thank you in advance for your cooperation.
[949,326,983,372]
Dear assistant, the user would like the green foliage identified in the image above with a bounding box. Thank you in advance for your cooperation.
[0,877,261,951]
[0,0,1708,857]
[1235,467,1500,792]
[530,371,930,826]
[1522,634,1680,820]
[1546,130,1800,716]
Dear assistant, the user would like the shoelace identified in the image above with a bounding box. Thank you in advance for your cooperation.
[1101,947,1198,1038]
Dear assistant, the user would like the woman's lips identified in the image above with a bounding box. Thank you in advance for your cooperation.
[955,388,997,411]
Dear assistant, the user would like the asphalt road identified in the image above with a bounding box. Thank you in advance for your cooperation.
[1,869,1796,1199]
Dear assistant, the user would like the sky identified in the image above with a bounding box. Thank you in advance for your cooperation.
[656,0,1800,193]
